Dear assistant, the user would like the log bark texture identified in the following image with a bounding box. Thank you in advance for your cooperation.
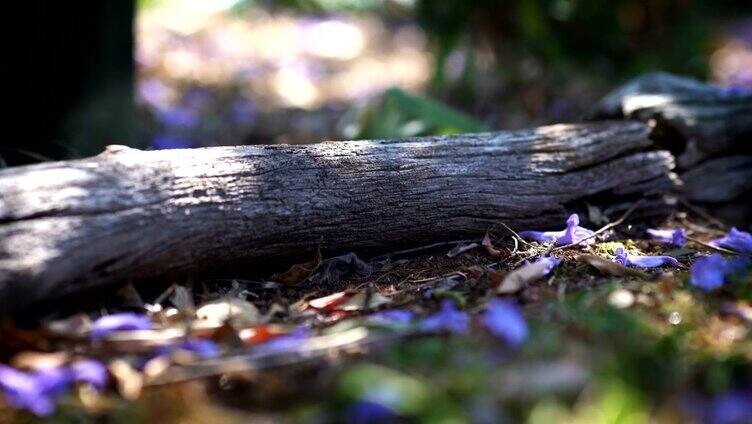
[0,121,675,310]
[589,72,752,169]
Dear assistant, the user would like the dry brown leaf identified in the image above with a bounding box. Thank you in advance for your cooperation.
[196,298,261,327]
[271,248,323,284]
[482,232,504,258]
[577,255,649,278]
[497,261,551,294]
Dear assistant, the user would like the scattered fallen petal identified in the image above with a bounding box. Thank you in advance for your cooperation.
[344,400,399,424]
[69,359,109,390]
[155,339,220,359]
[710,227,752,254]
[647,228,686,247]
[577,255,649,278]
[690,254,750,291]
[419,300,469,334]
[0,364,59,417]
[519,214,594,246]
[368,309,414,325]
[91,313,153,340]
[481,300,528,346]
[614,247,680,268]
[497,257,560,294]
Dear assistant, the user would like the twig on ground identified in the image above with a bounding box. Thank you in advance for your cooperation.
[686,236,739,255]
[370,239,477,261]
[679,199,728,231]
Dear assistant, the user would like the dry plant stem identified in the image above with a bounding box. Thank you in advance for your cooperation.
[686,236,739,255]
[370,239,478,261]
[679,199,729,231]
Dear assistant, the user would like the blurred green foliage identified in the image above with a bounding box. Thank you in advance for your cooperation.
[343,87,488,139]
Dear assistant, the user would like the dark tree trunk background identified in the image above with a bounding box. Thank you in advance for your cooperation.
[9,0,137,166]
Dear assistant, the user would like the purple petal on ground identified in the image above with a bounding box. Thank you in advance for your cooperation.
[344,400,399,424]
[69,360,108,390]
[519,214,594,246]
[556,214,595,246]
[157,106,199,129]
[369,309,414,325]
[0,365,60,417]
[91,312,153,340]
[231,98,257,125]
[257,327,312,355]
[614,248,680,268]
[517,230,560,244]
[419,300,469,334]
[647,228,686,247]
[534,256,562,276]
[709,390,752,424]
[481,300,528,346]
[689,254,750,291]
[156,339,220,359]
[710,227,752,254]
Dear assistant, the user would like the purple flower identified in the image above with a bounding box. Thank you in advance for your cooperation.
[157,106,199,129]
[0,365,68,417]
[691,254,750,291]
[257,327,311,355]
[419,300,469,334]
[708,390,752,424]
[69,360,108,390]
[614,247,680,268]
[710,228,752,254]
[91,313,153,340]
[0,360,110,416]
[685,390,752,424]
[344,400,398,424]
[155,339,220,359]
[151,134,194,150]
[369,309,414,325]
[646,228,686,247]
[231,98,257,125]
[481,300,528,346]
[519,214,594,246]
[534,256,562,276]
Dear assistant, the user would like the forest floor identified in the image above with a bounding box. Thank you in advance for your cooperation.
[2,203,751,423]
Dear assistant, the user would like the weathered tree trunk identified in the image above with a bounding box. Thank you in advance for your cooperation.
[590,72,752,195]
[0,121,675,310]
[589,72,752,224]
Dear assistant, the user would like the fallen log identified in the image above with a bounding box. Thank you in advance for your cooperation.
[0,121,675,310]
[589,72,752,169]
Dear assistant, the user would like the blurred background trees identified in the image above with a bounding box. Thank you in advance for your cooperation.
[9,0,751,166]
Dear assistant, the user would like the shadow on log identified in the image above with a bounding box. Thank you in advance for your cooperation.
[0,121,675,311]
